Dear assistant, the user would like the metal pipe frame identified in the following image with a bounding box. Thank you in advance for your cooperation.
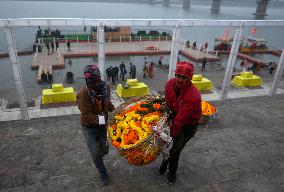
[269,48,284,96]
[219,25,244,102]
[3,26,30,120]
[168,24,181,80]
[97,24,105,81]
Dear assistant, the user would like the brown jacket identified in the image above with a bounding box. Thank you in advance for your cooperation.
[77,85,114,128]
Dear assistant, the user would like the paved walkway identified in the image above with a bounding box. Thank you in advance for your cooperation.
[0,94,283,192]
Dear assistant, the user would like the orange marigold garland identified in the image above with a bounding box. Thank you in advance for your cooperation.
[199,100,217,124]
[108,96,172,166]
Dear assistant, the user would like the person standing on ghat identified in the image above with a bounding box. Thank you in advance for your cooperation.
[77,65,115,186]
[159,61,202,184]
[55,39,59,51]
[66,40,71,52]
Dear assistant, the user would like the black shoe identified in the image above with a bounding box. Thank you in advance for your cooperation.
[166,172,176,185]
[100,174,110,186]
[159,160,168,175]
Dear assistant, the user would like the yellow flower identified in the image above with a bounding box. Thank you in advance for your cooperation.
[108,126,121,141]
[114,115,125,121]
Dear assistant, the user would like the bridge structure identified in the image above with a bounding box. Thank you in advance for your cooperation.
[0,18,284,120]
[153,0,271,17]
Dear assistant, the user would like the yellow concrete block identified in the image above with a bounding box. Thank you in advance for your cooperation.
[192,78,212,91]
[116,82,149,98]
[42,87,77,104]
[232,75,262,87]
[241,71,253,78]
[52,84,64,92]
[126,78,138,86]
[192,74,202,81]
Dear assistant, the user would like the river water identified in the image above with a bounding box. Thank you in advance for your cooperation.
[0,1,284,104]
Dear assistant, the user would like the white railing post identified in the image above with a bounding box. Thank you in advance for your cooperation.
[150,35,152,41]
[97,23,105,81]
[77,36,79,43]
[219,24,244,102]
[168,23,181,80]
[130,35,131,43]
[4,26,29,120]
[140,35,142,42]
[269,48,284,96]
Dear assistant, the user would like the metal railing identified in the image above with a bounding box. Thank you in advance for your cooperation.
[1,18,284,120]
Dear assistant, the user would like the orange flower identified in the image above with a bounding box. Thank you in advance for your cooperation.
[144,111,161,117]
[153,103,161,110]
[112,140,121,148]
[201,101,216,115]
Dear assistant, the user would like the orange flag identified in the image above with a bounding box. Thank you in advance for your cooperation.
[251,27,257,35]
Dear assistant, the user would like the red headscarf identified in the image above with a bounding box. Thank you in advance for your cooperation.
[175,61,194,79]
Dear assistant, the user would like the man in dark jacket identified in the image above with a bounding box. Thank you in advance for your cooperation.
[159,61,202,184]
[77,64,114,186]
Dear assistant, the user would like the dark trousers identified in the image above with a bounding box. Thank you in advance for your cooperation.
[83,127,109,178]
[163,125,198,174]
[111,76,115,85]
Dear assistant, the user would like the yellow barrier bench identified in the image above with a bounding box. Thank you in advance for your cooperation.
[42,84,77,104]
[116,82,149,98]
[192,75,213,91]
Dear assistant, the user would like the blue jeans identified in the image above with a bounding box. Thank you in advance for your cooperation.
[83,127,109,179]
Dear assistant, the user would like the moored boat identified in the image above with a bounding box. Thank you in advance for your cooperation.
[240,36,268,52]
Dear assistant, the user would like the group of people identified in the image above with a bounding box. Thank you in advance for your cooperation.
[188,41,197,49]
[45,39,60,55]
[143,61,154,78]
[106,62,137,85]
[185,40,208,50]
[40,71,53,87]
[36,26,62,39]
[77,61,202,186]
[106,65,120,85]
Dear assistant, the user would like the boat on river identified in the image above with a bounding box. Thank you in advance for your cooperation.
[214,28,233,51]
[240,36,268,52]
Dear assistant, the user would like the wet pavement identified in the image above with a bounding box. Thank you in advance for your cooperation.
[1,94,284,192]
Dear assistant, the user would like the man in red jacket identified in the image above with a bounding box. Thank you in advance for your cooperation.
[159,61,202,184]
